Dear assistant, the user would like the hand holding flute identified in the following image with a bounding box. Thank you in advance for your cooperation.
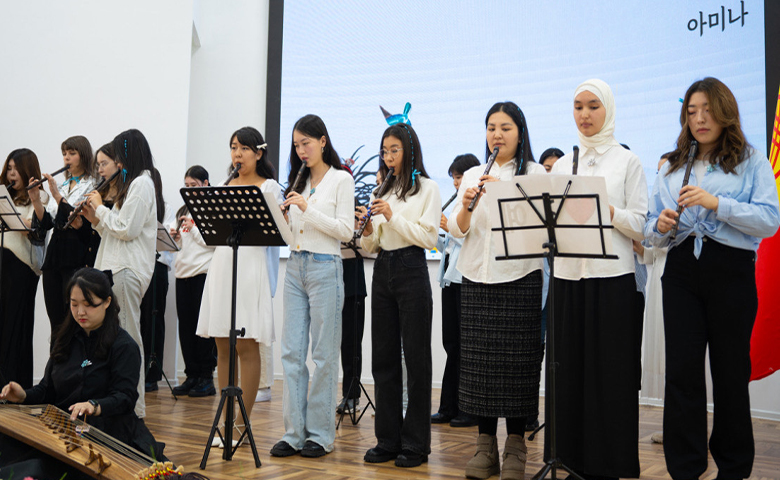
[283,162,308,214]
[64,170,120,229]
[26,164,70,191]
[357,167,395,237]
[669,140,698,239]
[467,147,500,212]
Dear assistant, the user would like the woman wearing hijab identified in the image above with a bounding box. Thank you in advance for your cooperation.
[549,79,647,479]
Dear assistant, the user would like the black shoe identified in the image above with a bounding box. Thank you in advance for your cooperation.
[430,412,454,424]
[300,440,327,458]
[270,440,299,457]
[364,446,399,463]
[145,381,159,392]
[336,397,360,414]
[188,378,216,397]
[525,418,540,432]
[395,449,428,467]
[172,377,198,395]
[450,413,478,428]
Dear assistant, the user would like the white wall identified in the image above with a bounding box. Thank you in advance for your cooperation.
[0,0,195,380]
[185,0,269,182]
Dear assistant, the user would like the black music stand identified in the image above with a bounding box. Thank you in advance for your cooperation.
[145,222,180,398]
[487,175,617,480]
[336,236,376,427]
[0,186,31,329]
[181,185,290,469]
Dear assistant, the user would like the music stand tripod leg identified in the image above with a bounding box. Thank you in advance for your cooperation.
[200,225,261,468]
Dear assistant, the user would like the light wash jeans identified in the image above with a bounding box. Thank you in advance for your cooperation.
[112,268,149,418]
[281,251,344,452]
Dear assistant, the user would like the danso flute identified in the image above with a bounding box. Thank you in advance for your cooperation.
[283,162,308,214]
[467,147,500,212]
[63,170,121,229]
[571,145,580,175]
[223,163,242,185]
[442,191,458,210]
[26,164,70,190]
[669,140,698,240]
[356,167,395,237]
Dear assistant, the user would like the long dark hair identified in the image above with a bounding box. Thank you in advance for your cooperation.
[666,77,750,175]
[285,114,344,196]
[176,165,210,226]
[230,127,276,180]
[61,135,97,181]
[111,129,164,215]
[376,123,429,201]
[1,148,42,206]
[485,101,536,175]
[51,268,120,363]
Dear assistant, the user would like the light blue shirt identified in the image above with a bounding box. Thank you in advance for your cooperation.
[436,233,464,287]
[645,148,780,258]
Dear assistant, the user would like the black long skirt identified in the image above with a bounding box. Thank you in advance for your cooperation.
[0,248,40,388]
[545,274,641,478]
[459,271,543,418]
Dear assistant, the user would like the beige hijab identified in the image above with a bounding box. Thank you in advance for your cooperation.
[575,78,622,155]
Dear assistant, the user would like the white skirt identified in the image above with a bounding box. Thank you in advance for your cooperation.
[196,245,274,345]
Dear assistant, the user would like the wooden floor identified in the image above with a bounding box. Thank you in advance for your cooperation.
[144,382,780,480]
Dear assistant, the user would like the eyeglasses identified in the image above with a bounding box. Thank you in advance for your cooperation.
[379,147,403,160]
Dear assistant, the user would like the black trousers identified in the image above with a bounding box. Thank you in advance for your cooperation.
[340,294,365,398]
[175,274,216,379]
[437,282,461,417]
[42,267,78,339]
[140,261,169,382]
[0,249,39,388]
[371,246,432,455]
[662,237,756,480]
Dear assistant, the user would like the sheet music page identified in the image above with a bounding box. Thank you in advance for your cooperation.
[487,175,613,258]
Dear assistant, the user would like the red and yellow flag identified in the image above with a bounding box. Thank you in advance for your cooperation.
[752,85,780,381]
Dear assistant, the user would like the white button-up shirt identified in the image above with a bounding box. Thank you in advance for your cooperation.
[550,144,647,280]
[449,159,546,284]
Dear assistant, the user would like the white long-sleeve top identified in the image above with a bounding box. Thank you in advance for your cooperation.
[361,176,440,253]
[448,160,546,283]
[550,144,647,280]
[173,215,214,279]
[93,171,157,287]
[287,167,355,255]
[3,191,53,274]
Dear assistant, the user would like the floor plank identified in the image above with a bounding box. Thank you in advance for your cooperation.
[143,382,780,480]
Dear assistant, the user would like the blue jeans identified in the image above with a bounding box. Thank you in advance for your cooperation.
[371,246,432,455]
[281,251,344,451]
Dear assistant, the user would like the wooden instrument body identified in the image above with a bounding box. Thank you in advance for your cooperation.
[0,404,182,480]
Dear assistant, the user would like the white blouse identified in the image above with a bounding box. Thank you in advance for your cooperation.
[361,176,440,253]
[287,167,355,255]
[3,191,53,274]
[448,160,546,284]
[173,215,214,279]
[93,171,158,287]
[550,144,647,280]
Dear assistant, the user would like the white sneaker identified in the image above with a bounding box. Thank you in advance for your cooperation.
[256,387,272,402]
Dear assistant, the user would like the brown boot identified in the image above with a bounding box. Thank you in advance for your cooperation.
[465,434,500,479]
[501,434,527,480]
